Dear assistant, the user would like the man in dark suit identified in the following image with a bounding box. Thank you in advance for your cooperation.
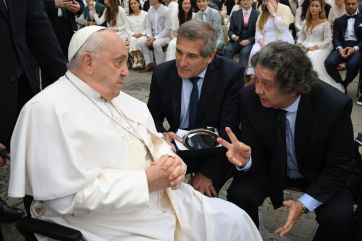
[43,0,84,57]
[0,0,66,239]
[218,41,356,241]
[224,0,259,69]
[324,0,362,98]
[148,20,243,197]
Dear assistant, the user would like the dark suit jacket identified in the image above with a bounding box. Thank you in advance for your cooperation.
[332,13,362,51]
[239,82,354,208]
[228,8,259,44]
[147,56,243,184]
[43,0,84,57]
[0,0,66,146]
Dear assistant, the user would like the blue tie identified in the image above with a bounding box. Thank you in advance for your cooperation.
[285,112,302,178]
[188,77,200,129]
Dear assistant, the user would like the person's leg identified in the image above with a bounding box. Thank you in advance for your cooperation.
[152,38,169,65]
[227,170,269,227]
[324,50,344,84]
[138,37,154,67]
[223,42,239,60]
[239,44,253,70]
[313,187,355,241]
[345,51,362,86]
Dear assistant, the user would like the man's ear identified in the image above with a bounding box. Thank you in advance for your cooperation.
[207,49,216,64]
[81,53,94,75]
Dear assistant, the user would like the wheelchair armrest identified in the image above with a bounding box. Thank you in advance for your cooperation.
[16,216,82,241]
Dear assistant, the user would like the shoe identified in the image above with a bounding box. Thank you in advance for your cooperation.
[140,63,155,73]
[356,132,362,146]
[0,198,25,221]
[357,95,362,106]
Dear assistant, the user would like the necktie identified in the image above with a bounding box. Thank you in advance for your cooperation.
[271,109,287,207]
[202,12,207,22]
[346,14,356,19]
[188,77,200,129]
[243,11,249,26]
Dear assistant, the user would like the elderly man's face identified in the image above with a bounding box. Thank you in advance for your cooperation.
[254,64,297,109]
[92,31,129,101]
[175,37,215,79]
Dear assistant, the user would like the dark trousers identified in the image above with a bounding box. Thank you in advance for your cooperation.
[324,43,361,87]
[224,41,253,70]
[228,172,355,241]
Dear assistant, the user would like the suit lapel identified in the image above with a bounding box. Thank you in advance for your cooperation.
[197,57,217,125]
[295,94,314,164]
[172,70,183,129]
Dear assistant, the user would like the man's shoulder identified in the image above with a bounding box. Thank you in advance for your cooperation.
[307,82,351,108]
[210,56,243,74]
[154,60,177,75]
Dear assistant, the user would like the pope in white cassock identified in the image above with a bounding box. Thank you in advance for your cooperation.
[8,26,262,241]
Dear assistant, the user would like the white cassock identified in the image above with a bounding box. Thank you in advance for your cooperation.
[8,71,262,241]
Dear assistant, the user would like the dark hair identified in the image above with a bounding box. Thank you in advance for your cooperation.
[129,0,142,15]
[305,0,326,29]
[251,41,319,94]
[105,0,120,26]
[178,0,193,24]
[177,19,216,57]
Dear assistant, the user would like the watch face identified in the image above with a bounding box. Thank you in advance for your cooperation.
[183,129,219,150]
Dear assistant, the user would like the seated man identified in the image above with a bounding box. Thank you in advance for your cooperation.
[224,0,259,69]
[324,0,362,99]
[139,0,171,72]
[148,20,243,197]
[217,41,356,241]
[77,0,106,28]
[8,26,262,241]
[194,0,225,54]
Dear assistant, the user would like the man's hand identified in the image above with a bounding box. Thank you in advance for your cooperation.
[190,172,217,197]
[231,35,239,41]
[239,40,249,46]
[54,0,69,8]
[163,132,183,151]
[338,48,348,58]
[64,1,80,13]
[217,127,251,167]
[146,155,186,192]
[275,199,304,237]
[146,37,155,47]
[345,47,357,58]
[0,143,7,167]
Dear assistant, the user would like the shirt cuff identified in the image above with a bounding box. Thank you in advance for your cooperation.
[298,194,322,212]
[235,156,252,172]
[354,46,359,52]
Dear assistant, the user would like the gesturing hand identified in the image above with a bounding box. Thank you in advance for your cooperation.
[217,127,251,167]
[275,199,304,237]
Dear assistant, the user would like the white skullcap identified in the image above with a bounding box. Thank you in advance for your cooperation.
[68,26,106,62]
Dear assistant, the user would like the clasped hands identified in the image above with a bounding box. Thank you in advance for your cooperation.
[339,47,357,59]
[217,127,305,236]
[146,154,186,192]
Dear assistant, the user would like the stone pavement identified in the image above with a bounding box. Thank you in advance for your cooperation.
[1,69,361,241]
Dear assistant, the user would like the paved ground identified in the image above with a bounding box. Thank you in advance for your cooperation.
[1,69,361,241]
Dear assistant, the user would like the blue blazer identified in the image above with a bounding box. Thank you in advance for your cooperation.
[332,13,362,51]
[228,9,259,44]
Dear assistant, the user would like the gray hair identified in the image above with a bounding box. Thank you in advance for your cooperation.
[68,30,108,69]
[177,20,216,58]
[251,41,319,94]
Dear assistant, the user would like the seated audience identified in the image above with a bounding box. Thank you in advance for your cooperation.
[324,0,362,99]
[327,0,346,28]
[245,0,294,76]
[77,0,106,28]
[139,0,171,72]
[218,41,357,241]
[297,0,344,92]
[166,0,195,61]
[230,0,242,16]
[148,20,243,197]
[224,0,259,69]
[127,0,148,69]
[8,25,263,241]
[194,0,225,54]
[93,0,129,42]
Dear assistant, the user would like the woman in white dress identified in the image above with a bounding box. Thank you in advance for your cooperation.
[297,0,344,92]
[127,0,148,69]
[165,0,194,61]
[92,0,129,42]
[245,0,294,76]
